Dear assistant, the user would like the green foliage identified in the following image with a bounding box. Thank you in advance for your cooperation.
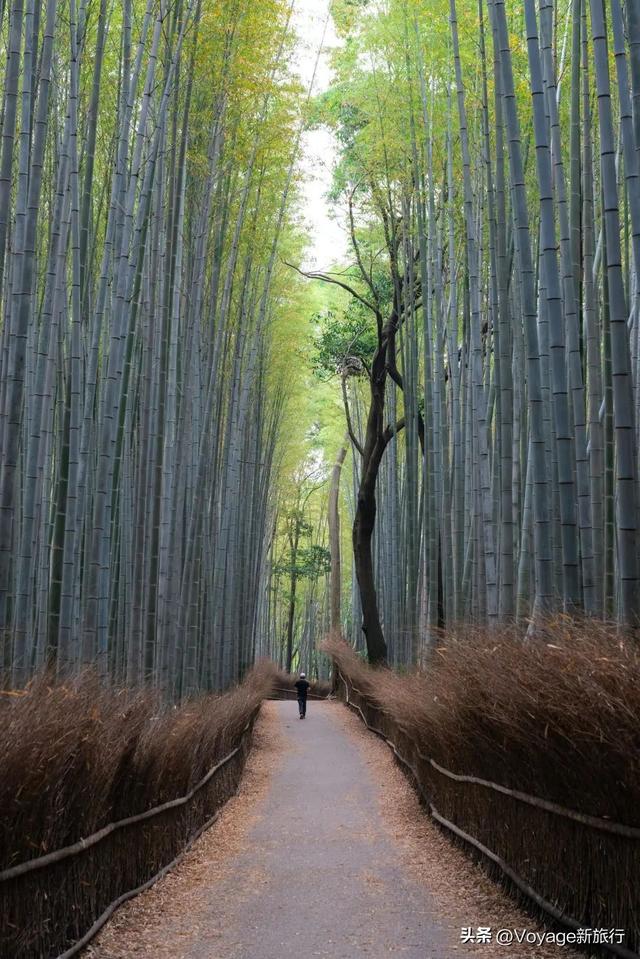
[311,306,378,379]
[274,544,332,582]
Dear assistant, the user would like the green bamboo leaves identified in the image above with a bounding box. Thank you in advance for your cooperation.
[0,0,309,694]
[322,0,640,660]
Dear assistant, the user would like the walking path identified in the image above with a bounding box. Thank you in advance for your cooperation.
[89,701,582,959]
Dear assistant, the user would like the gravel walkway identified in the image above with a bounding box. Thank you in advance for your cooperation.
[88,700,584,959]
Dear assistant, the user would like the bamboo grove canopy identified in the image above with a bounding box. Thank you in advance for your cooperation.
[2,0,640,686]
[0,0,311,695]
[301,0,640,665]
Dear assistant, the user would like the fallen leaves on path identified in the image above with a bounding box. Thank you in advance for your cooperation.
[86,702,286,959]
[332,703,587,959]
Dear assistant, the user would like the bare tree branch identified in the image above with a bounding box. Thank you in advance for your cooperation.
[348,186,379,305]
[283,259,380,316]
[382,417,405,447]
[341,374,364,457]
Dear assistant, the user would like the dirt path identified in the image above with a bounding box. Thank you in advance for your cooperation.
[88,701,584,959]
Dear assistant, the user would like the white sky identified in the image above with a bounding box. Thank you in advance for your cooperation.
[291,0,348,270]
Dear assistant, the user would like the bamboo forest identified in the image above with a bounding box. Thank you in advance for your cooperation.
[2,0,640,956]
[2,0,640,689]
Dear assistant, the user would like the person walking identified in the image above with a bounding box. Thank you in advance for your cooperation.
[295,671,310,718]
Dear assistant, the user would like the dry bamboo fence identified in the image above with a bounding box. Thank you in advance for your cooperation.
[0,709,260,959]
[336,669,640,959]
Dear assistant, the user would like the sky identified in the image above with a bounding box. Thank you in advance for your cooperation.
[291,0,349,270]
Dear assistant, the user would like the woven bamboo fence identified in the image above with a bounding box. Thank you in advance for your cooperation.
[0,709,259,959]
[336,669,639,959]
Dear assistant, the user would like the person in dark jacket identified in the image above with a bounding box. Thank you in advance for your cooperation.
[294,672,310,718]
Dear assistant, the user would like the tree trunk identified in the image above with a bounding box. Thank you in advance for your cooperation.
[353,480,387,664]
[328,440,348,635]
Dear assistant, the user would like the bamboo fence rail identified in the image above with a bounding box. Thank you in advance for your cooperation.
[336,669,640,959]
[0,709,260,959]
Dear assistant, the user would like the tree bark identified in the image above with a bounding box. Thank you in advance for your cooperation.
[328,440,348,635]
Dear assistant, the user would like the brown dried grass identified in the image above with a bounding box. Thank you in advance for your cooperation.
[325,619,640,820]
[86,702,286,959]
[324,619,640,951]
[0,661,277,958]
